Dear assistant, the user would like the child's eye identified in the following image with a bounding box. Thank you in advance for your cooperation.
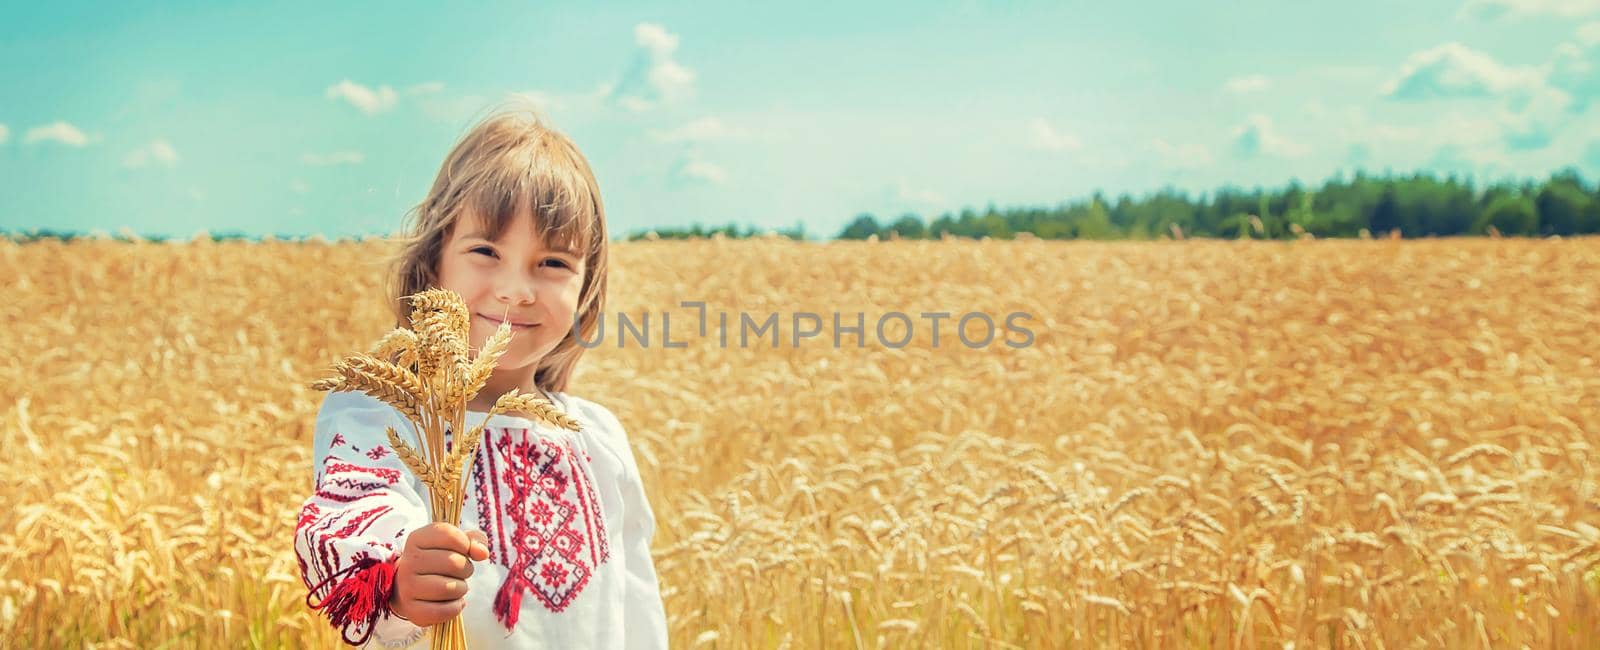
[468,247,570,269]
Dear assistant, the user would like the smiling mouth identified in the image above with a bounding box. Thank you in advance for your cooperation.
[477,314,539,329]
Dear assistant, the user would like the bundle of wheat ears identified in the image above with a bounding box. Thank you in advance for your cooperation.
[309,288,581,649]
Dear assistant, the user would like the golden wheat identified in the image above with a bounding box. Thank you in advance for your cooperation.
[1,236,1598,648]
[310,287,525,650]
[491,390,583,432]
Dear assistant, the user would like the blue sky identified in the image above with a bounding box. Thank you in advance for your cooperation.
[2,0,1599,239]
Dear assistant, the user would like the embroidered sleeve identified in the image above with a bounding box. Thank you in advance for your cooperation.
[293,392,430,648]
[586,403,671,650]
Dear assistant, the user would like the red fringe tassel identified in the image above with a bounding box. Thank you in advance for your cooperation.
[492,574,524,630]
[306,554,400,646]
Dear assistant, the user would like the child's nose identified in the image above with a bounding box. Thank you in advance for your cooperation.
[494,276,537,305]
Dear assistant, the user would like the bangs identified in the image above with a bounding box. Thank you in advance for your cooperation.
[455,133,599,258]
[390,106,610,390]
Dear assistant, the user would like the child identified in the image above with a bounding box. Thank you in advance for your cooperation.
[293,107,669,648]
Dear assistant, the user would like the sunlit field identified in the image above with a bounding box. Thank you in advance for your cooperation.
[2,235,1598,648]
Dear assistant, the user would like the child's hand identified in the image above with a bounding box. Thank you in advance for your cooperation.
[389,523,491,627]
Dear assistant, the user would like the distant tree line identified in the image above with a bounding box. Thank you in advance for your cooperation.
[10,169,1599,243]
[0,229,333,243]
[837,169,1600,241]
[625,221,808,241]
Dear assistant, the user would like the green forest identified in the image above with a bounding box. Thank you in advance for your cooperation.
[8,169,1600,244]
[636,168,1600,242]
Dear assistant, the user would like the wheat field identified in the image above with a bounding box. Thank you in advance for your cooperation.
[1,235,1597,648]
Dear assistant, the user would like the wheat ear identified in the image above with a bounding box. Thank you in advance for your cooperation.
[443,421,489,491]
[308,356,426,423]
[460,320,513,402]
[409,288,470,333]
[367,329,419,363]
[385,426,436,486]
[412,310,468,388]
[491,389,582,432]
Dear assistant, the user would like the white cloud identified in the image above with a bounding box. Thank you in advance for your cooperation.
[508,90,562,114]
[1579,21,1600,45]
[1428,141,1510,175]
[1151,138,1215,168]
[406,81,444,96]
[610,23,696,111]
[1360,109,1512,172]
[1028,118,1083,152]
[670,155,727,185]
[122,138,179,168]
[1460,0,1600,19]
[636,22,679,53]
[326,80,398,114]
[1496,85,1574,149]
[0,124,8,144]
[301,151,364,166]
[1384,43,1544,99]
[1585,139,1600,168]
[289,179,310,194]
[1313,65,1386,82]
[650,117,747,143]
[1550,40,1600,111]
[1370,37,1591,154]
[24,121,90,147]
[1231,114,1309,158]
[891,178,945,206]
[417,94,489,123]
[1311,74,1579,170]
[415,87,607,125]
[1324,104,1430,143]
[1223,75,1271,94]
[1430,113,1505,146]
[1369,123,1427,142]
[617,96,654,113]
[636,24,694,99]
[648,61,694,100]
[1366,35,1599,154]
[1302,99,1331,119]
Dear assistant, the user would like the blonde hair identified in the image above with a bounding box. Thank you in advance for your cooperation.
[387,106,609,393]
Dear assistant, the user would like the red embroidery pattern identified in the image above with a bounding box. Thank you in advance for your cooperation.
[297,503,322,529]
[472,427,610,628]
[297,426,422,644]
[315,458,401,503]
[295,502,395,606]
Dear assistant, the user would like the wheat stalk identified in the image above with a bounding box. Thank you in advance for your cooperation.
[17,238,1600,649]
[307,288,549,650]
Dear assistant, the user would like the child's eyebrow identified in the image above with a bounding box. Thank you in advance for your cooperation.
[459,231,583,257]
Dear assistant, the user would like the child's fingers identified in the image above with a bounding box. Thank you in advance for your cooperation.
[404,597,468,626]
[411,522,472,555]
[407,574,471,602]
[410,548,476,580]
[464,530,490,561]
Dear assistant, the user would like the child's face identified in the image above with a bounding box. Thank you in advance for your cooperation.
[435,209,586,373]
